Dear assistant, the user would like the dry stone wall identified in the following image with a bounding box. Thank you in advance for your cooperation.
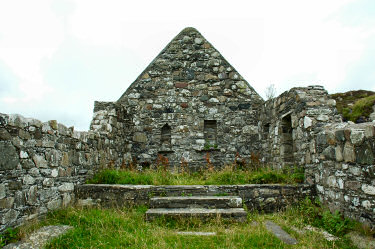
[76,184,313,213]
[90,101,133,166]
[260,86,341,168]
[306,122,375,226]
[0,113,113,232]
[1,26,375,231]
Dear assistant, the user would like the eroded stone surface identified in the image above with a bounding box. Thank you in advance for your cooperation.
[176,231,216,236]
[347,231,375,249]
[306,122,375,226]
[4,225,72,249]
[146,208,247,222]
[0,142,19,170]
[265,220,298,245]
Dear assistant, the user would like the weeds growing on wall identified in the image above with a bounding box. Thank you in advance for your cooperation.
[0,228,19,247]
[87,164,305,185]
[297,197,355,236]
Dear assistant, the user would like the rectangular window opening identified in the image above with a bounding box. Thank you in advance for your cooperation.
[280,114,294,162]
[263,123,270,139]
[204,120,217,147]
[161,124,171,147]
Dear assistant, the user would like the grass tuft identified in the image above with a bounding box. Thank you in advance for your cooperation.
[87,165,304,185]
[344,94,375,122]
[0,228,19,247]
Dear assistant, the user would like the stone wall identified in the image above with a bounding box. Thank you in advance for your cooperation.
[99,27,265,169]
[90,101,133,166]
[0,113,113,232]
[75,184,313,213]
[1,26,374,231]
[306,122,375,225]
[260,85,341,168]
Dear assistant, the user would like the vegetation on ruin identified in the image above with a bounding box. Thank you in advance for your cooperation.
[298,198,355,237]
[0,227,19,248]
[5,198,372,249]
[87,162,305,185]
[331,90,375,122]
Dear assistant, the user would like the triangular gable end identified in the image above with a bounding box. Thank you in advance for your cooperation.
[117,27,263,103]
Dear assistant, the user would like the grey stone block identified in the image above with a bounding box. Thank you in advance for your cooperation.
[0,142,19,170]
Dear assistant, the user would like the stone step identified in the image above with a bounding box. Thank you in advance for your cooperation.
[145,208,247,222]
[150,196,243,209]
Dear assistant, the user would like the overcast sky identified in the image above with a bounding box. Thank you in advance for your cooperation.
[0,0,374,130]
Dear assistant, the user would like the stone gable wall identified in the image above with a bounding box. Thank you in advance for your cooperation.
[113,28,264,169]
[1,26,375,231]
[0,113,113,232]
[306,122,375,226]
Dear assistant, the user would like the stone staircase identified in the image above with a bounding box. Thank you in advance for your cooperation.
[146,196,247,222]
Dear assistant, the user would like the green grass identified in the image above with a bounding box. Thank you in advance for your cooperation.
[26,205,360,249]
[298,198,355,236]
[330,90,375,122]
[0,227,19,248]
[87,165,305,185]
[4,198,369,248]
[342,94,375,122]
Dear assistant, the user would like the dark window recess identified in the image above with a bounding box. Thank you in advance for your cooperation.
[161,124,171,146]
[263,123,270,139]
[204,120,217,146]
[280,115,294,162]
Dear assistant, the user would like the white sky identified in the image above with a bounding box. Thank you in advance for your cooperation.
[0,0,374,130]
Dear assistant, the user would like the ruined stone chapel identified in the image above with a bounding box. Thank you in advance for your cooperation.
[90,27,341,169]
[1,27,375,231]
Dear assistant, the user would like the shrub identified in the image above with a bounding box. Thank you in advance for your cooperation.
[0,228,19,247]
[88,169,120,184]
[319,210,353,236]
[298,197,354,236]
[249,172,285,184]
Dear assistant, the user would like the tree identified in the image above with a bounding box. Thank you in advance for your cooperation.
[265,84,276,100]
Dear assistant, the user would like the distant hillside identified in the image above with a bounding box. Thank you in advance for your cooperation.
[330,90,375,123]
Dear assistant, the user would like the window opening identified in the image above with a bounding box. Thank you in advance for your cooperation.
[263,123,270,139]
[161,124,171,147]
[280,115,294,162]
[204,120,217,148]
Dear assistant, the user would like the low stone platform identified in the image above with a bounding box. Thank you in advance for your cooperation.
[146,195,247,222]
[146,208,247,222]
[75,184,312,212]
[150,196,243,209]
